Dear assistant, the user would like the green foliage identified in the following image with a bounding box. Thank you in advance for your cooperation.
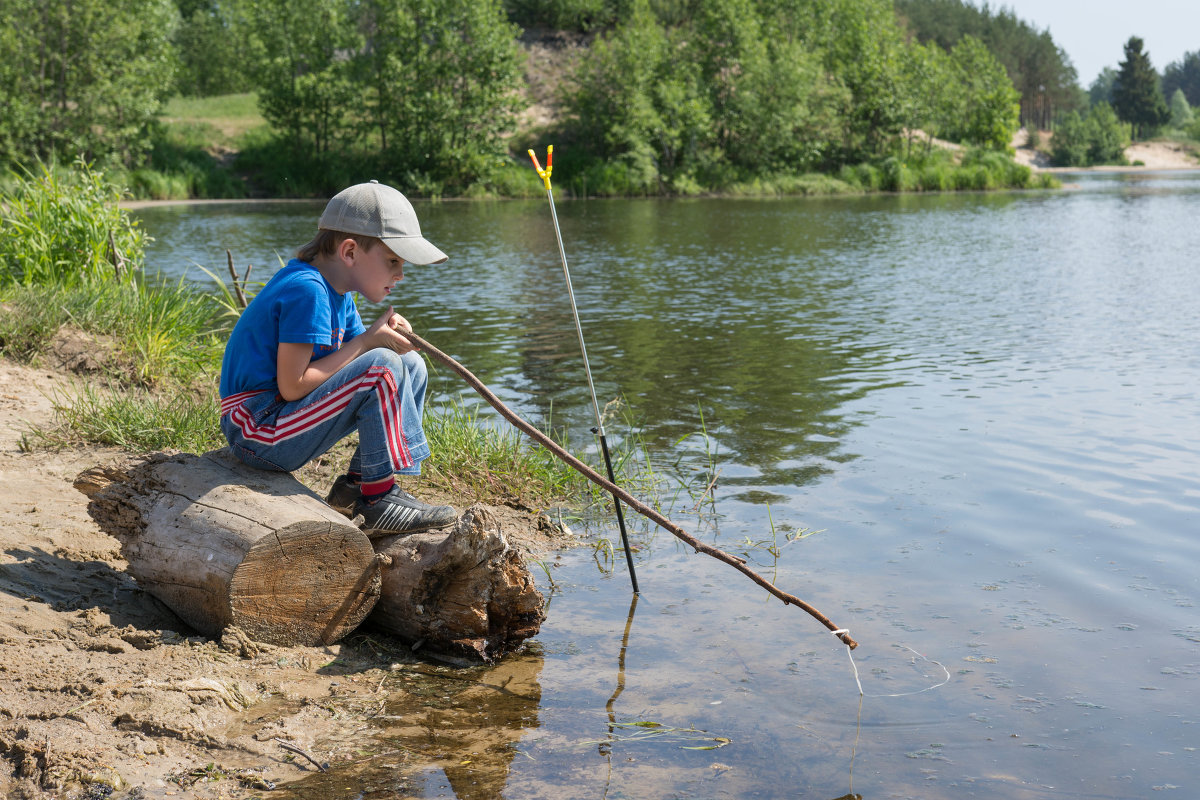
[1089,67,1117,107]
[0,161,147,287]
[564,0,928,189]
[1086,103,1131,164]
[1051,111,1089,167]
[362,0,524,192]
[789,0,909,160]
[1112,36,1169,140]
[831,148,1040,193]
[1169,89,1193,128]
[0,0,1057,198]
[27,383,224,454]
[503,0,616,30]
[564,0,700,192]
[939,35,1021,150]
[1162,50,1200,107]
[421,399,590,507]
[240,0,363,165]
[237,0,523,195]
[173,2,257,97]
[896,0,1081,129]
[1050,103,1129,167]
[0,0,179,168]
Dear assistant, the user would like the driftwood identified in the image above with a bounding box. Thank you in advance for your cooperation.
[401,329,859,650]
[75,450,381,647]
[368,504,544,663]
[75,450,545,658]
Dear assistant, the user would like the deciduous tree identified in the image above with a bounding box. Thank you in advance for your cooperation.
[172,0,257,97]
[239,0,363,162]
[0,0,178,167]
[942,35,1021,150]
[360,0,523,192]
[896,0,1081,128]
[1169,89,1193,128]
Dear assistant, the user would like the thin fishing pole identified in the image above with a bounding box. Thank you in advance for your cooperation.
[529,145,639,594]
[544,177,604,434]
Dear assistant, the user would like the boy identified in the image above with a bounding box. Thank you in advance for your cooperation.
[219,180,456,536]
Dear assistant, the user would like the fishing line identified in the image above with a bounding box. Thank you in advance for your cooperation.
[831,630,950,698]
[830,631,948,797]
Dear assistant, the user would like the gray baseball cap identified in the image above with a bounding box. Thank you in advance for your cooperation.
[318,180,448,265]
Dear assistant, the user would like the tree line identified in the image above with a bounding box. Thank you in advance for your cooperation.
[896,0,1079,130]
[0,0,1096,195]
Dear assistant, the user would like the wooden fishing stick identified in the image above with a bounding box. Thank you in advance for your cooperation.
[403,330,858,650]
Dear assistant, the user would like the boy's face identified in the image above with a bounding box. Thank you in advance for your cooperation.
[349,241,405,303]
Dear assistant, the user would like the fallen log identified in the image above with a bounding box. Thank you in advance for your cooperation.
[75,451,546,658]
[75,450,381,647]
[368,504,545,663]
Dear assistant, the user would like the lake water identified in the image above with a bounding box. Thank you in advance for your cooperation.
[134,172,1200,799]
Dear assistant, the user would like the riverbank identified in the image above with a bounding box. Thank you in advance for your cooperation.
[1011,130,1200,171]
[0,352,572,799]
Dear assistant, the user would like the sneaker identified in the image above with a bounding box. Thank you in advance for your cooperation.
[325,474,361,516]
[355,485,457,537]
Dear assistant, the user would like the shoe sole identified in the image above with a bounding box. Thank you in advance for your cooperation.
[361,518,455,538]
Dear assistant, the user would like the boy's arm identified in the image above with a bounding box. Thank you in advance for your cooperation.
[276,307,414,401]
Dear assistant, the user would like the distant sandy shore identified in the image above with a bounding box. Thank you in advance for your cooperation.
[1012,129,1199,171]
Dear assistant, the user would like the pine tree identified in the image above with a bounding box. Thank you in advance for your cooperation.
[1112,36,1169,139]
[1162,51,1200,107]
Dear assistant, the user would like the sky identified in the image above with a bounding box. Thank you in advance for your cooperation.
[994,0,1199,87]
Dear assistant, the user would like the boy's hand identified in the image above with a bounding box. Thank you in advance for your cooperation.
[367,306,415,354]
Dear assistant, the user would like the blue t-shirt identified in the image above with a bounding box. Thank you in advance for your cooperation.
[219,259,367,398]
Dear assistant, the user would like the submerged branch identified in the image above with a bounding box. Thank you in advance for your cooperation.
[405,330,858,650]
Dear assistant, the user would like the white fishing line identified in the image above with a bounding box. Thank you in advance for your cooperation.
[833,630,951,698]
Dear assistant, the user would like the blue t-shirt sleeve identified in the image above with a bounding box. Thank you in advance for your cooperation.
[219,261,338,397]
[279,276,333,345]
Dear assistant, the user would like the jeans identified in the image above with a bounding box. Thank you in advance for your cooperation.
[220,349,431,483]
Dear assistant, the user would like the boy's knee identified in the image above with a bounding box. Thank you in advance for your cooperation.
[369,348,424,385]
[368,347,406,372]
[401,350,427,380]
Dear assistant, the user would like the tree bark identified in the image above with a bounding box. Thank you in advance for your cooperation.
[368,504,545,663]
[75,450,381,647]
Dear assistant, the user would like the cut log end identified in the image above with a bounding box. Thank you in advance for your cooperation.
[230,520,381,646]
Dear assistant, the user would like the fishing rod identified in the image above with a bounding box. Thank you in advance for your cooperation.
[528,145,640,595]
[400,327,859,649]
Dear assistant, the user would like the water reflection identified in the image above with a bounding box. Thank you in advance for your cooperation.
[598,594,637,800]
[278,653,543,800]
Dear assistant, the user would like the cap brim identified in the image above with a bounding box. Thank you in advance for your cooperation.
[381,235,448,265]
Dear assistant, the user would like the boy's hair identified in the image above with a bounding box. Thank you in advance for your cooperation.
[296,230,379,264]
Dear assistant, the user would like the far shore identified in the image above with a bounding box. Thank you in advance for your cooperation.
[119,141,1200,211]
[1011,132,1199,172]
[121,196,321,210]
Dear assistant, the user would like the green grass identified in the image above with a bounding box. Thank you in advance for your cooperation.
[23,382,224,453]
[160,93,266,146]
[419,396,657,511]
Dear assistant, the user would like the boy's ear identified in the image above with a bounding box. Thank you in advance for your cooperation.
[336,236,357,263]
